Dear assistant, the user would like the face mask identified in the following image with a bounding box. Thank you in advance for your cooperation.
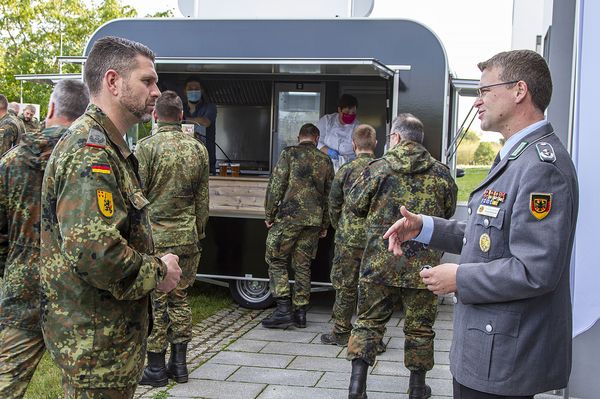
[187,90,202,103]
[341,112,356,124]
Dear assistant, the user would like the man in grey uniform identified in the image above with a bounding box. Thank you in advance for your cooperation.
[384,49,579,398]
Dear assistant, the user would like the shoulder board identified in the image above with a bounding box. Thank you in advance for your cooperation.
[85,127,107,149]
[535,142,556,163]
[508,141,528,160]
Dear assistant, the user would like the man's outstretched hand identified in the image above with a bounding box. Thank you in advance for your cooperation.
[383,206,423,256]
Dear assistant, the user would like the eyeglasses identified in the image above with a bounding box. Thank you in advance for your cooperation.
[476,80,520,97]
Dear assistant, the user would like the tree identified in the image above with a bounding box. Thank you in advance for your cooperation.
[462,129,479,142]
[473,141,496,165]
[0,0,141,116]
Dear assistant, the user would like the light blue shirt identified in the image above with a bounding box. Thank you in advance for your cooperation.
[413,119,549,244]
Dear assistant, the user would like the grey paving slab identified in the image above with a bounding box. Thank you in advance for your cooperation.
[257,385,348,399]
[385,317,401,327]
[307,312,333,322]
[260,341,344,357]
[433,319,454,330]
[189,363,240,380]
[291,321,332,334]
[244,327,318,343]
[211,351,294,368]
[225,338,269,353]
[288,356,351,372]
[229,366,323,387]
[317,371,405,393]
[372,361,452,380]
[168,379,265,399]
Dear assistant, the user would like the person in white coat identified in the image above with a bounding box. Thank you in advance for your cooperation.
[317,94,360,170]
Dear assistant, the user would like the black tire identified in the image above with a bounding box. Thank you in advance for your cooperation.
[229,280,274,309]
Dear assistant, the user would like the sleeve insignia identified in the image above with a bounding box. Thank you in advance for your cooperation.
[91,163,111,174]
[86,127,107,149]
[530,193,552,220]
[536,142,556,163]
[97,190,114,217]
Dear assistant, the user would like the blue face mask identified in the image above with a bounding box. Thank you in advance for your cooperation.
[187,90,202,103]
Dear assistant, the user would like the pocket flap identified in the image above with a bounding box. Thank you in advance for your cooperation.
[466,306,520,337]
[475,208,505,230]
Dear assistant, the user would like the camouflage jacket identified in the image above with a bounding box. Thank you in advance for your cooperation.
[329,153,373,248]
[0,113,22,157]
[136,122,209,250]
[0,127,65,330]
[347,140,457,288]
[40,104,166,388]
[20,115,41,132]
[265,141,334,228]
[8,110,26,134]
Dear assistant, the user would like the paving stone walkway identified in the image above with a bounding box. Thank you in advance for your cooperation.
[136,294,565,399]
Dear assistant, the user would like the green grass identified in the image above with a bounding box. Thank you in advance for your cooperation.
[24,281,232,399]
[456,167,490,202]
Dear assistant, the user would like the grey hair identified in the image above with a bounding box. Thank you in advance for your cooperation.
[50,79,90,121]
[390,113,424,143]
[8,102,20,113]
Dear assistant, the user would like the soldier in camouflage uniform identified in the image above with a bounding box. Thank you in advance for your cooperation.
[7,103,26,139]
[0,95,23,157]
[40,37,182,399]
[345,114,457,399]
[136,91,209,387]
[262,123,334,329]
[19,105,41,133]
[320,124,376,346]
[0,80,89,399]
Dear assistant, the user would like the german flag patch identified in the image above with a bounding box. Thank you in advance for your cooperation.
[91,163,111,174]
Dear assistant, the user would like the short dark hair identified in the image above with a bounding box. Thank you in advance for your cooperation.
[478,49,552,112]
[23,104,36,113]
[184,77,202,88]
[352,124,377,151]
[0,95,7,111]
[84,36,155,96]
[391,113,425,143]
[155,91,183,121]
[337,94,358,110]
[51,79,89,121]
[298,123,320,139]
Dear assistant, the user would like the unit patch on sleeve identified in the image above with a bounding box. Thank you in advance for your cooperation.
[91,163,111,174]
[97,190,114,218]
[530,193,552,220]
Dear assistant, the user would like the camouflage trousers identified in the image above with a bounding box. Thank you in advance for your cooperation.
[147,245,201,353]
[330,244,364,335]
[347,282,437,369]
[0,324,45,399]
[63,383,136,399]
[265,223,320,307]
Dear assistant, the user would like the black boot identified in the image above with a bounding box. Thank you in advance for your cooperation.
[293,306,307,328]
[408,370,432,399]
[261,297,293,329]
[139,350,168,387]
[348,358,369,399]
[167,343,189,383]
[320,331,350,346]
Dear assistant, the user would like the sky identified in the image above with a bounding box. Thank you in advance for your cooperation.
[121,0,514,79]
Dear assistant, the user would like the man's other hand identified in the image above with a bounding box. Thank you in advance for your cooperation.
[157,253,181,293]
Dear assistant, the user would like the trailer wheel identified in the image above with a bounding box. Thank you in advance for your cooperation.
[229,280,274,309]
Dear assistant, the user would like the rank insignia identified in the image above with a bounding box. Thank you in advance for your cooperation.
[536,142,556,163]
[86,127,107,149]
[530,193,552,220]
[91,163,111,174]
[479,233,491,253]
[97,190,114,218]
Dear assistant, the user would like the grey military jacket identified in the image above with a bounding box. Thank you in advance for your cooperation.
[429,123,578,395]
